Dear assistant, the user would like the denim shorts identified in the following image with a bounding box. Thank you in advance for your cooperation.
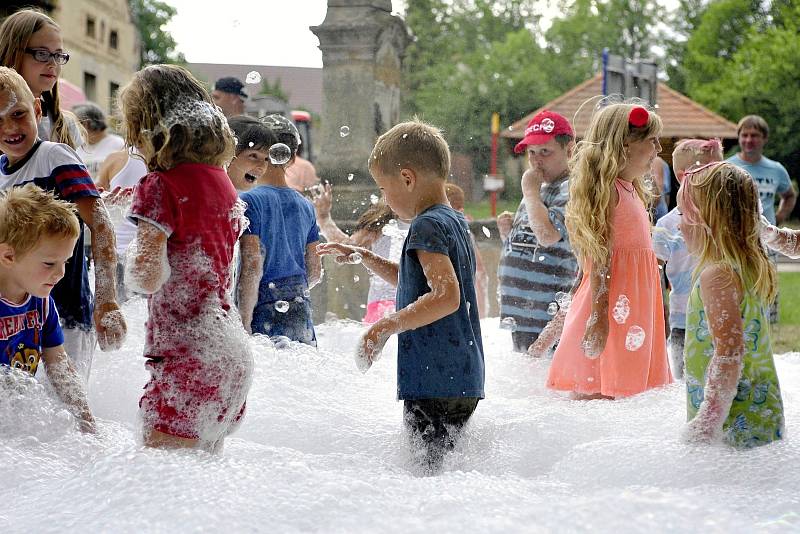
[251,277,316,347]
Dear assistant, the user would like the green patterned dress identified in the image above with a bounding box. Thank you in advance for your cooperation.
[685,282,785,447]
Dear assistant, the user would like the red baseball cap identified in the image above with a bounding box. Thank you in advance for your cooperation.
[513,110,575,154]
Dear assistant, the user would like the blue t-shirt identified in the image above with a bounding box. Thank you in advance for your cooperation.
[0,294,64,376]
[240,185,320,287]
[726,154,791,225]
[396,204,485,400]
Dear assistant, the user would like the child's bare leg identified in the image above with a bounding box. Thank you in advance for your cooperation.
[143,428,199,449]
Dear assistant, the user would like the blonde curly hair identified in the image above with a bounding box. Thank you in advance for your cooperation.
[566,102,662,267]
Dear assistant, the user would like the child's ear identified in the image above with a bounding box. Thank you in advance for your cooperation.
[399,168,416,190]
[0,243,16,266]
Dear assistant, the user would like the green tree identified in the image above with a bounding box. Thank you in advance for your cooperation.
[128,0,185,67]
[683,0,800,178]
[259,77,289,102]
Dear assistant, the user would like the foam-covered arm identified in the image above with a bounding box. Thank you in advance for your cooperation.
[683,266,745,443]
[761,218,800,259]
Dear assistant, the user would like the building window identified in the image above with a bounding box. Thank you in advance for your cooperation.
[83,72,97,102]
[109,30,118,50]
[86,16,95,38]
[109,82,120,112]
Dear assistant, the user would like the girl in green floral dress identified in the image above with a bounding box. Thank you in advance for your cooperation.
[677,161,784,447]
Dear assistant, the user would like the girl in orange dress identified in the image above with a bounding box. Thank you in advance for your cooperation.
[544,102,672,398]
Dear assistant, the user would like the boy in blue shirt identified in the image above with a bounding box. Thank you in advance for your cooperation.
[318,120,485,472]
[238,115,322,346]
[0,184,95,432]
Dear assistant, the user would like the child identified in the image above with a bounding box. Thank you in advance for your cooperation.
[546,103,672,398]
[652,139,723,378]
[0,184,95,432]
[444,183,489,318]
[678,162,784,447]
[226,115,271,193]
[317,120,485,472]
[237,114,322,346]
[121,64,253,451]
[0,67,125,384]
[0,9,83,148]
[312,183,409,324]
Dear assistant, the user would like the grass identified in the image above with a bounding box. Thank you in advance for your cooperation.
[464,197,521,221]
[774,271,800,353]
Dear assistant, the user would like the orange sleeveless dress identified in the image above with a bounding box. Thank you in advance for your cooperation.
[547,177,672,397]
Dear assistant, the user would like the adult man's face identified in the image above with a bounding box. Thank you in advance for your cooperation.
[212,90,244,117]
[526,137,571,182]
[738,126,767,160]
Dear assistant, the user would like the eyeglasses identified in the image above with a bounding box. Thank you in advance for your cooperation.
[24,48,70,65]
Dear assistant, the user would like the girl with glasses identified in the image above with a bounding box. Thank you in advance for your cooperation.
[0,9,83,149]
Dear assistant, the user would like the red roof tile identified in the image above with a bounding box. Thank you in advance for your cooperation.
[501,73,737,140]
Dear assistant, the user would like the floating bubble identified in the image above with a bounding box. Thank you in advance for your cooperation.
[303,289,311,298]
[347,173,354,182]
[349,252,363,264]
[547,302,558,315]
[269,143,291,165]
[353,275,360,282]
[612,294,630,324]
[268,282,276,289]
[625,325,646,351]
[500,317,517,330]
[370,194,379,205]
[482,226,491,238]
[294,296,304,303]
[248,141,254,147]
[554,291,572,310]
[339,125,350,137]
[275,300,290,313]
[245,71,262,84]
[538,256,545,261]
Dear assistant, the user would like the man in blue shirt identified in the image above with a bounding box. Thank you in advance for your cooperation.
[727,115,796,323]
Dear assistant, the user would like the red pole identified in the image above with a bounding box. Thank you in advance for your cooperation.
[490,112,500,217]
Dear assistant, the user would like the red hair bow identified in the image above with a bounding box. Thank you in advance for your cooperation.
[629,106,649,128]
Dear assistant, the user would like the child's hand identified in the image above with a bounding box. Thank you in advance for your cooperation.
[95,302,127,351]
[521,167,544,197]
[528,308,566,358]
[317,242,367,265]
[311,182,332,219]
[496,211,514,241]
[355,320,393,373]
[581,312,608,359]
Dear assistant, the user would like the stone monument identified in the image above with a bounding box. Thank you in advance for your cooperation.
[311,0,411,220]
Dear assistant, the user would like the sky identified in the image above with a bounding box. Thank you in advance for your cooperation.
[164,0,406,68]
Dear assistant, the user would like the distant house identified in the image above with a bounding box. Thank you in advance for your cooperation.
[189,63,323,116]
[502,72,739,166]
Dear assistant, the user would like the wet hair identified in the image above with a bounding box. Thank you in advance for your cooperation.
[227,115,277,154]
[0,66,36,108]
[737,115,769,138]
[119,64,235,172]
[354,201,395,234]
[566,101,662,267]
[368,119,451,180]
[679,162,776,303]
[672,138,723,178]
[73,102,107,132]
[444,183,466,211]
[0,9,80,148]
[0,183,79,256]
[260,114,300,163]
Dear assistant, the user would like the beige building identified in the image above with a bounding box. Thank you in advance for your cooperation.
[51,0,139,114]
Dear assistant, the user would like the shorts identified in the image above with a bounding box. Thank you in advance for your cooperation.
[668,327,686,379]
[404,397,479,472]
[252,277,316,347]
[363,299,395,324]
[139,352,251,441]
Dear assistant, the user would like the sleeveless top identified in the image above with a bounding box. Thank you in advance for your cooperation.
[685,280,784,447]
[110,154,148,256]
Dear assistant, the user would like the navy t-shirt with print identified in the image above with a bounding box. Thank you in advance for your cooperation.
[396,204,485,400]
[0,294,64,376]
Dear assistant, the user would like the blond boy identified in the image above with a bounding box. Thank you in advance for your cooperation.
[318,120,484,472]
[0,184,95,432]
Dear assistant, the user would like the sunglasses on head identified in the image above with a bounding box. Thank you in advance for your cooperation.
[25,48,70,65]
